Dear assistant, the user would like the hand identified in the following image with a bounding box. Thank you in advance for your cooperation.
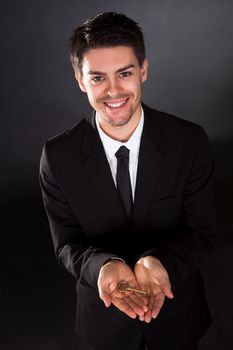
[97,260,148,319]
[134,256,174,323]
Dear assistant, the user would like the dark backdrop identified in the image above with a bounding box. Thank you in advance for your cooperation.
[1,1,233,349]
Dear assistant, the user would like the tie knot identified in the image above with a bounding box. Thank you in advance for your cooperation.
[115,146,129,159]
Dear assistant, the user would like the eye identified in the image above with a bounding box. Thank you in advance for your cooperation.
[91,76,104,83]
[119,71,132,78]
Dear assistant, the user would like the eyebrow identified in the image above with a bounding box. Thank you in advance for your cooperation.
[88,64,135,75]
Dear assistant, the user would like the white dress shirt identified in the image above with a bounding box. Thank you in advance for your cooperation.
[95,108,144,201]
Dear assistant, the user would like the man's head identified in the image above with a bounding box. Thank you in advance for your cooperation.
[69,12,146,72]
[69,12,148,139]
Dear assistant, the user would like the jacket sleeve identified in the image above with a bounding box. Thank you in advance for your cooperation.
[138,126,216,289]
[39,143,117,289]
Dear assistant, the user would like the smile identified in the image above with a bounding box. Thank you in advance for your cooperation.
[104,98,128,109]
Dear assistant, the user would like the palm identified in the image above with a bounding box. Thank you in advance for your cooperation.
[134,256,173,322]
[98,260,148,319]
[134,259,161,287]
[134,256,173,296]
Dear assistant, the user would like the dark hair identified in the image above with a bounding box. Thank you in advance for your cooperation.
[69,12,146,71]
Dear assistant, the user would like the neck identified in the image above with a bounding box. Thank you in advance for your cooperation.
[99,125,138,142]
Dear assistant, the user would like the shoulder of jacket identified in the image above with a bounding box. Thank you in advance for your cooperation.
[143,102,203,136]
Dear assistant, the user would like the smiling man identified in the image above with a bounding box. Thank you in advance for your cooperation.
[40,12,216,350]
[76,46,148,140]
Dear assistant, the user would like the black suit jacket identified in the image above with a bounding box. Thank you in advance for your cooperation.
[40,103,216,350]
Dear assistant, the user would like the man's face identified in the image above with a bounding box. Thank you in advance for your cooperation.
[76,46,148,128]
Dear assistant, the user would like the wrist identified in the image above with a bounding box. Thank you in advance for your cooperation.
[137,255,159,265]
[102,257,125,267]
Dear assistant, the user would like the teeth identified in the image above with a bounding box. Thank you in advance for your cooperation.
[106,100,127,108]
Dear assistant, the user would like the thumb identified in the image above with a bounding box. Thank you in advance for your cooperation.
[99,289,112,308]
[162,281,174,299]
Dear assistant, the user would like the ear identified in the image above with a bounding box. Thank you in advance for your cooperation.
[141,58,148,83]
[74,70,87,92]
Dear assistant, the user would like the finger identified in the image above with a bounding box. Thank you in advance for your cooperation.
[112,298,137,319]
[99,290,111,307]
[162,281,174,299]
[140,293,153,323]
[144,294,154,323]
[151,292,165,319]
[124,296,147,316]
[139,314,145,321]
[128,293,148,312]
[115,284,148,311]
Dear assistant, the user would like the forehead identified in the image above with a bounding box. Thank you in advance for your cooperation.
[82,46,139,73]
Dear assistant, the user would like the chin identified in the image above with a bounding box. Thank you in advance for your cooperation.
[109,117,132,127]
[106,110,134,127]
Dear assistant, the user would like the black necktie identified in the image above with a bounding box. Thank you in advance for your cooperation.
[115,146,133,221]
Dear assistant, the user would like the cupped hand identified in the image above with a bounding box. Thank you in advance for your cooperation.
[134,256,174,322]
[97,260,148,319]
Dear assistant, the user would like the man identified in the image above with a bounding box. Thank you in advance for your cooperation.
[40,12,215,350]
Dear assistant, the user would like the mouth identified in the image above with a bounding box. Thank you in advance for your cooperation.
[103,97,129,111]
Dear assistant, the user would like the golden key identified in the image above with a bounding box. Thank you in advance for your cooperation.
[118,281,147,295]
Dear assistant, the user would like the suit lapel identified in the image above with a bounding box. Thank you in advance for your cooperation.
[132,104,166,229]
[81,105,166,230]
[82,112,127,228]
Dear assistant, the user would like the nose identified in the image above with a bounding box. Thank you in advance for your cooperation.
[107,78,122,98]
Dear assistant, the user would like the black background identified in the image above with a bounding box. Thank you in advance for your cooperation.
[1,1,233,349]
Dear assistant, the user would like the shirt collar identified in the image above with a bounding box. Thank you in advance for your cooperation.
[95,107,144,162]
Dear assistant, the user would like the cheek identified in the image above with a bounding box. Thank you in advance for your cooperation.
[85,88,98,104]
[87,85,104,102]
[128,81,142,97]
